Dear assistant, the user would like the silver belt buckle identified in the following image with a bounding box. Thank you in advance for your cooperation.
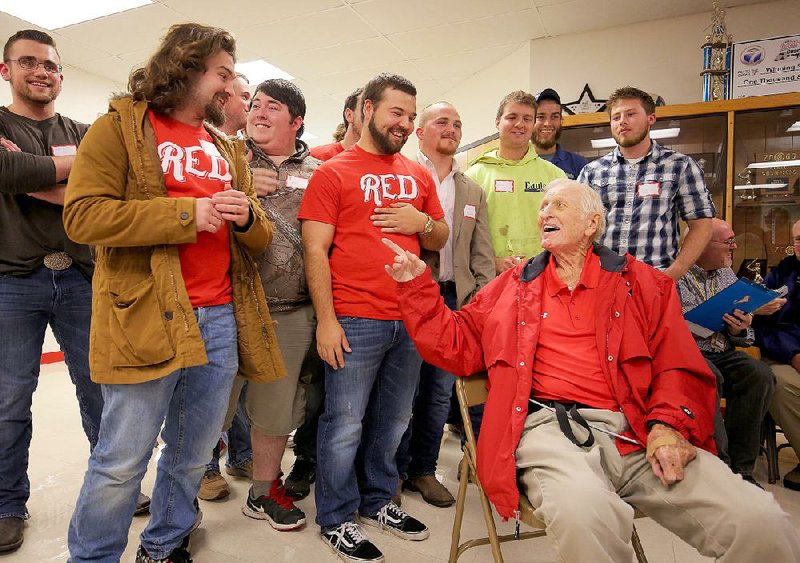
[43,251,73,271]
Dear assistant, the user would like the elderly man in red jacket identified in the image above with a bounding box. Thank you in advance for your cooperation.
[384,178,800,562]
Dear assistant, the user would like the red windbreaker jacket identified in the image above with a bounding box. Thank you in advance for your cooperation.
[397,244,717,519]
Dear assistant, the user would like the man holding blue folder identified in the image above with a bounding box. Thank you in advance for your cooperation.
[677,218,776,486]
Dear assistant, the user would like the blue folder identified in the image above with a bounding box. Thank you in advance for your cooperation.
[684,278,782,333]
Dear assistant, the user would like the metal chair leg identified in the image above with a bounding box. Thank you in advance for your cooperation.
[632,524,649,563]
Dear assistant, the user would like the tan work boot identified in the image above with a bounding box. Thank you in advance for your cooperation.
[405,475,455,507]
[198,469,230,501]
[225,459,253,479]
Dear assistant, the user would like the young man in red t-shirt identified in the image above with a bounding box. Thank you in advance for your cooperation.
[299,73,448,562]
[64,24,279,563]
[309,87,362,162]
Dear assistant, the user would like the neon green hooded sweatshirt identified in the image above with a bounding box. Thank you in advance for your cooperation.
[465,144,566,258]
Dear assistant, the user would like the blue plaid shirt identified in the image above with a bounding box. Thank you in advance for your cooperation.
[577,141,715,270]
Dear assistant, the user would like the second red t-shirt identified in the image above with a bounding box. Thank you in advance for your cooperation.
[298,145,444,320]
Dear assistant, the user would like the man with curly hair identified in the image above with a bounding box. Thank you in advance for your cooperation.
[64,23,285,562]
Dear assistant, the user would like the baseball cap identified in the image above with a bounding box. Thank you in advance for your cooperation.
[536,88,561,105]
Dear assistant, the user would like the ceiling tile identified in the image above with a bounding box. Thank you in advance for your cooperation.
[411,43,523,81]
[56,3,186,58]
[388,9,545,59]
[236,6,376,57]
[352,0,532,35]
[161,0,344,31]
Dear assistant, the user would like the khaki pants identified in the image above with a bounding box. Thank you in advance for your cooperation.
[224,305,315,436]
[516,408,800,563]
[769,362,800,460]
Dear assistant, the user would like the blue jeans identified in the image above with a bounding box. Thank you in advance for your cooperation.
[315,317,422,529]
[207,386,252,471]
[397,284,457,480]
[0,266,102,519]
[68,304,238,562]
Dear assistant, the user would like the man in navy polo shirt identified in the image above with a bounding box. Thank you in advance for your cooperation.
[531,88,587,180]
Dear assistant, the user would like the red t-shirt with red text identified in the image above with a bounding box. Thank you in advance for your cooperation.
[149,111,232,308]
[298,145,444,320]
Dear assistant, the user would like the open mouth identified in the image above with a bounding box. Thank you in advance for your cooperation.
[543,225,560,233]
[28,80,49,88]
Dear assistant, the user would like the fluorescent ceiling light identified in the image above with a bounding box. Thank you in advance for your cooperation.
[590,128,680,149]
[746,159,800,169]
[0,0,151,29]
[734,183,789,190]
[235,60,294,84]
[787,121,800,132]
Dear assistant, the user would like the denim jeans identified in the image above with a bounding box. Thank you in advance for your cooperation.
[0,266,103,519]
[397,284,457,480]
[207,385,252,471]
[315,317,422,529]
[68,303,238,562]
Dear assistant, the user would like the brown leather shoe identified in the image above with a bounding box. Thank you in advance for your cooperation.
[0,517,24,553]
[198,469,230,501]
[405,475,455,508]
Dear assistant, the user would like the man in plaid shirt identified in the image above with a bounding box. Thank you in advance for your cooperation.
[578,86,715,281]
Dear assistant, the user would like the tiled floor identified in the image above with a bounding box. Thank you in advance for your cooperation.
[7,363,800,562]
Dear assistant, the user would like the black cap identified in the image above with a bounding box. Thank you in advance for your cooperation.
[536,88,561,105]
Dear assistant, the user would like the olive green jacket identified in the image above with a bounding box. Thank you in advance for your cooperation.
[63,96,286,385]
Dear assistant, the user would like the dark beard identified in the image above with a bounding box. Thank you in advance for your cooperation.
[368,117,407,155]
[204,100,225,127]
[532,125,560,151]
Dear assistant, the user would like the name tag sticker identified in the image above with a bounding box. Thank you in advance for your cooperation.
[463,204,476,220]
[637,181,661,197]
[51,144,77,156]
[285,175,309,189]
[494,179,514,193]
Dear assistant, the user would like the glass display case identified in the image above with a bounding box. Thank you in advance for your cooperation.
[731,106,800,278]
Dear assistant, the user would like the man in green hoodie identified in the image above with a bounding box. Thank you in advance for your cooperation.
[465,91,565,274]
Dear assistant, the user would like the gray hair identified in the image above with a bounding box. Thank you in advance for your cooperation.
[543,178,606,242]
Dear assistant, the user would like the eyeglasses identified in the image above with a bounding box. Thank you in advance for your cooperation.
[5,56,62,74]
[711,237,736,247]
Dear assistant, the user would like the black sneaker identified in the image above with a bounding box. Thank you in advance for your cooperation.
[360,501,429,541]
[242,481,306,531]
[284,458,316,500]
[135,536,191,563]
[321,522,384,562]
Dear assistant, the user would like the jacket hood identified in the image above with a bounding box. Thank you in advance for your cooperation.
[469,144,540,168]
[520,243,629,282]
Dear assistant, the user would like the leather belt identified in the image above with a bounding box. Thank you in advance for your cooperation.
[438,280,456,293]
[43,251,72,271]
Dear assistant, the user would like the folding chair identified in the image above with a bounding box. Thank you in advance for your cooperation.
[450,373,648,563]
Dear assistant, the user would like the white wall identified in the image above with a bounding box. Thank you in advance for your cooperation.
[0,65,122,124]
[403,42,531,157]
[529,0,800,112]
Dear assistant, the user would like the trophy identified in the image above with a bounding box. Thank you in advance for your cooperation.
[745,259,765,285]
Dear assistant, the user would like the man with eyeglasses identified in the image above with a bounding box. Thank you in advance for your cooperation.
[676,218,777,487]
[0,29,105,553]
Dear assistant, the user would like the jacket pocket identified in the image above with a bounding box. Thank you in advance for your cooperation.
[109,276,176,367]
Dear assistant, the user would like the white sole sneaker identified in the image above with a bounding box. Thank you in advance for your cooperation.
[242,504,305,531]
[358,514,430,541]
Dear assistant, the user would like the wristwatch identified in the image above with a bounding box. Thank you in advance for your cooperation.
[420,212,434,236]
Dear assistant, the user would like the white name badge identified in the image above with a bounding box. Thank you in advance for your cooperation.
[463,204,476,219]
[494,179,514,193]
[286,175,309,189]
[637,181,661,197]
[51,144,77,156]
